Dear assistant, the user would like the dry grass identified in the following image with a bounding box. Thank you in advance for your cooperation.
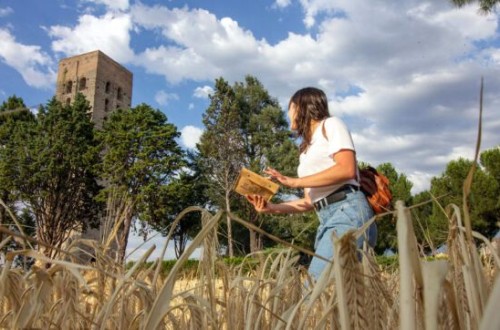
[0,198,498,329]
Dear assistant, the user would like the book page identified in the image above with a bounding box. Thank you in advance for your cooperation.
[234,168,279,201]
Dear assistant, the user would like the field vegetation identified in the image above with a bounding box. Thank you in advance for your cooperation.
[0,195,499,329]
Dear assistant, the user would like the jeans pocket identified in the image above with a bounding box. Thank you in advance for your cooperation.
[339,202,363,228]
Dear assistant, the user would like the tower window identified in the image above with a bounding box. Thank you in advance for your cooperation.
[105,81,111,93]
[117,87,122,100]
[79,77,87,90]
[104,98,109,112]
[66,98,71,105]
[65,81,73,94]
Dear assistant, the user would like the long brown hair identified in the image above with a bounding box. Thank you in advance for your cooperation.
[289,87,330,153]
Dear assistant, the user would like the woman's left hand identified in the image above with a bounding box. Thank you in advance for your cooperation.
[264,167,300,188]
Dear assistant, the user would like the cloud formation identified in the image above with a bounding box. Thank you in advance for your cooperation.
[0,7,13,17]
[80,0,129,11]
[180,125,203,149]
[48,12,134,63]
[154,90,179,106]
[0,28,55,88]
[193,85,213,99]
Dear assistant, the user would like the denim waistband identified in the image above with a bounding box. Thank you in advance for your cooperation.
[313,184,359,211]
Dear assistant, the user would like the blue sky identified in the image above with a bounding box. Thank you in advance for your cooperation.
[1,0,500,259]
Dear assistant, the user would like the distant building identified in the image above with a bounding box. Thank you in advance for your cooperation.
[55,50,133,127]
[55,50,133,261]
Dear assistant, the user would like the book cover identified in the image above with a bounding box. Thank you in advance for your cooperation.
[234,167,279,201]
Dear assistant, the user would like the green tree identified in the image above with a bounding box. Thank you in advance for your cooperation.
[480,146,500,185]
[0,96,34,238]
[197,78,244,257]
[479,146,500,229]
[197,76,300,256]
[7,94,101,258]
[0,95,32,123]
[145,151,208,258]
[11,208,37,269]
[429,157,499,245]
[377,163,413,207]
[96,104,184,262]
[232,76,300,253]
[451,0,500,12]
[410,190,435,253]
[372,163,413,253]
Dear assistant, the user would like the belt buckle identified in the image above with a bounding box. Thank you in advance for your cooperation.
[316,198,327,211]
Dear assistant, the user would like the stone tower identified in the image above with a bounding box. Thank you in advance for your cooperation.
[55,50,133,127]
[55,50,133,261]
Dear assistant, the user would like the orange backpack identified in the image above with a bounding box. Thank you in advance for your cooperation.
[359,166,392,214]
[320,121,392,213]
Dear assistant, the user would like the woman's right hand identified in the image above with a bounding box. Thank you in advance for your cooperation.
[246,195,273,213]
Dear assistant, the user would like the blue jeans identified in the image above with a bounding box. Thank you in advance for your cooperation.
[308,190,377,280]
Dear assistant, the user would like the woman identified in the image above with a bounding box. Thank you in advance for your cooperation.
[246,87,377,280]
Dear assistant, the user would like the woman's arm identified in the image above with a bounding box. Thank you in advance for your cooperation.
[246,194,314,214]
[265,149,357,189]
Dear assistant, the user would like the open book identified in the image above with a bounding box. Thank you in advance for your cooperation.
[234,168,279,201]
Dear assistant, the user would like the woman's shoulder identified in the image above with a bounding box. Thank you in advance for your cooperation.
[324,116,348,129]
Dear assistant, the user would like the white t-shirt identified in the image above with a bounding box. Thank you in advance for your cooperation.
[297,117,359,203]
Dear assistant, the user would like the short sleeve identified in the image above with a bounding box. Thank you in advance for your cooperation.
[323,117,355,157]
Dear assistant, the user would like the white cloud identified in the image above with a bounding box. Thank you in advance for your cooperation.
[48,12,134,63]
[154,90,179,106]
[181,125,203,149]
[193,85,213,99]
[80,0,129,11]
[274,0,292,9]
[188,103,195,110]
[134,45,215,84]
[131,4,264,83]
[0,28,56,89]
[408,172,434,195]
[408,3,495,40]
[482,48,500,65]
[0,7,13,17]
[298,0,338,28]
[124,1,500,192]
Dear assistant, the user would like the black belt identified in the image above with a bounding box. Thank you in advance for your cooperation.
[314,184,359,211]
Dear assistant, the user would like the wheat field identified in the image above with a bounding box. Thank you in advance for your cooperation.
[0,198,499,329]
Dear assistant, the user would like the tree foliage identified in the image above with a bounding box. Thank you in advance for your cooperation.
[480,147,500,187]
[429,155,499,245]
[451,0,500,12]
[4,94,101,258]
[410,190,435,253]
[147,151,208,258]
[96,103,184,262]
[197,78,243,257]
[197,76,301,256]
[363,163,413,253]
[0,96,34,244]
